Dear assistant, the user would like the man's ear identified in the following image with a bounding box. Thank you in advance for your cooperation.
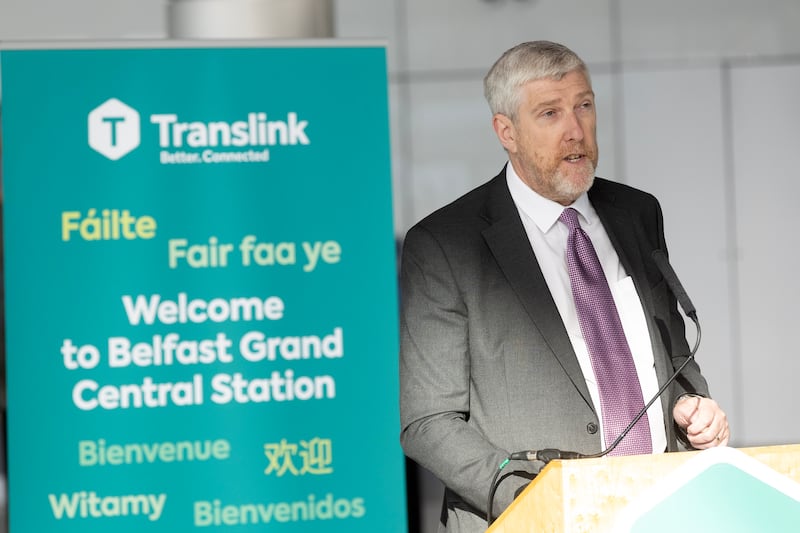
[492,113,516,153]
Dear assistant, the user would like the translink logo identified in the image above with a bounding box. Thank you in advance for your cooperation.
[88,98,141,161]
[87,97,311,165]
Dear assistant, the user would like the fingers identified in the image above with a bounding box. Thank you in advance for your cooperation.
[672,394,701,427]
[682,398,729,449]
[715,426,730,447]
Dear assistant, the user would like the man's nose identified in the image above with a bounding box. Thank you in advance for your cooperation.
[563,111,585,142]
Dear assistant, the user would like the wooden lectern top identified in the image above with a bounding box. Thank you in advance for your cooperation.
[487,444,800,533]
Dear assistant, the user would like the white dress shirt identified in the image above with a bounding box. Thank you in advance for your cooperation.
[506,163,667,454]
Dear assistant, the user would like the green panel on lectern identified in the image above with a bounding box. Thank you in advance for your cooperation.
[631,463,800,532]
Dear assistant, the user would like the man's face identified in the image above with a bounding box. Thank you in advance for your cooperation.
[493,69,599,206]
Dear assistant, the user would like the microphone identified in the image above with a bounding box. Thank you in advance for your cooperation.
[509,449,583,462]
[651,249,696,318]
[487,249,701,525]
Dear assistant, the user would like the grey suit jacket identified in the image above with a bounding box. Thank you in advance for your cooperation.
[399,168,709,533]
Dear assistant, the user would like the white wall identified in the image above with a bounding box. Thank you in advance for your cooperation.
[2,0,800,531]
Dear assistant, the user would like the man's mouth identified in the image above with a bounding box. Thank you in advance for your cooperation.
[564,154,584,162]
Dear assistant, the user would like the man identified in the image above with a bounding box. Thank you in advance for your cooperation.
[399,41,729,532]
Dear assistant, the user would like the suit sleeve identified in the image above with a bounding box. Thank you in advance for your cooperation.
[398,223,534,515]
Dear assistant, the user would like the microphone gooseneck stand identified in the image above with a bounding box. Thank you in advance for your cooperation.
[486,250,700,526]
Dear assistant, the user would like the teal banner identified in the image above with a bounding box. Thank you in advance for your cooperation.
[1,42,405,532]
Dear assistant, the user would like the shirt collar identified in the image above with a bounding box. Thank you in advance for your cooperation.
[505,162,594,232]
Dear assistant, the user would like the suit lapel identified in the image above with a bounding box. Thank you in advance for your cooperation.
[588,187,641,288]
[480,172,595,410]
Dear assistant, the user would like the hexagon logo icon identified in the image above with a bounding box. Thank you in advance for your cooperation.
[88,98,141,160]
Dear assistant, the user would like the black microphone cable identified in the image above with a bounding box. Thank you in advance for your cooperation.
[486,249,700,526]
[576,312,700,460]
[487,316,700,526]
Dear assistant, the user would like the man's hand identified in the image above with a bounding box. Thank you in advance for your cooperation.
[673,395,729,449]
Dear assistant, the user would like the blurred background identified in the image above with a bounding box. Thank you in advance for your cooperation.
[1,1,800,531]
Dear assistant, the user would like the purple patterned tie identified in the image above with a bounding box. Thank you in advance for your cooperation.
[559,207,652,456]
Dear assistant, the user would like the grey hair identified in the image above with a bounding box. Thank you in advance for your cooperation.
[483,41,590,120]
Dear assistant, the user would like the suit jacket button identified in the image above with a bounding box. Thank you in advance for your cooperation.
[587,422,598,434]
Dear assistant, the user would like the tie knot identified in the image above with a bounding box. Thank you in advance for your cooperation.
[559,207,581,231]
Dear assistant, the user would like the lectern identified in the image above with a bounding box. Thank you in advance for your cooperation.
[487,444,800,532]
